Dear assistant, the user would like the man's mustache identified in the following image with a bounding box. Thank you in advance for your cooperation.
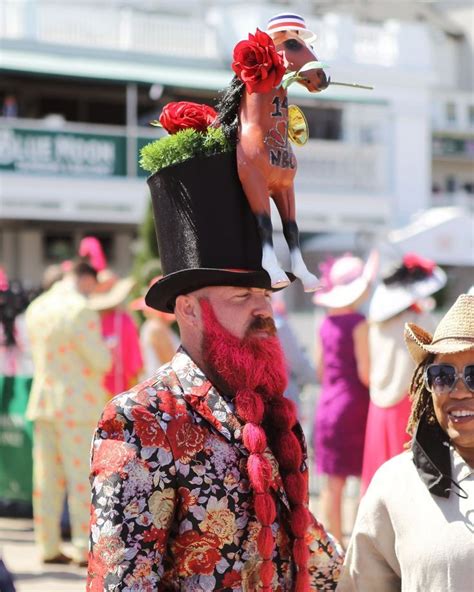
[246,316,277,338]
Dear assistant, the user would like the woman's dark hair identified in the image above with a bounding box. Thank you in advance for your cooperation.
[0,281,37,348]
[215,75,245,147]
[72,259,98,279]
[407,354,436,436]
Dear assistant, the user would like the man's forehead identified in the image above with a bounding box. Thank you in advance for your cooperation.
[191,285,270,299]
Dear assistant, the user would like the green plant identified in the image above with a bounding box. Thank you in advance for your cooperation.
[139,127,232,174]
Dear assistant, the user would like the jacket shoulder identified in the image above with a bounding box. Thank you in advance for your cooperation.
[106,362,187,420]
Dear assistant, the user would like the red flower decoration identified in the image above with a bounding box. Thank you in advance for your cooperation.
[159,101,217,134]
[403,253,435,274]
[173,530,221,577]
[98,404,125,440]
[166,415,206,463]
[131,406,167,448]
[91,440,136,478]
[232,28,286,94]
[222,570,242,588]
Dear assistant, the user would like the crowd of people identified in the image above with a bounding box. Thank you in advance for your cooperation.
[0,11,472,590]
[1,242,473,590]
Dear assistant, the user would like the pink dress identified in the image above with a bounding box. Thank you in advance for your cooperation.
[314,312,370,477]
[101,310,143,397]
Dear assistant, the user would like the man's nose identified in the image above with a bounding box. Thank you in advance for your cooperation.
[252,295,273,318]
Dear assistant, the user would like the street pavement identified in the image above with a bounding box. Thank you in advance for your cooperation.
[0,492,358,591]
[0,517,86,592]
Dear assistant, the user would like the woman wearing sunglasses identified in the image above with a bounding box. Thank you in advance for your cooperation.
[337,294,474,591]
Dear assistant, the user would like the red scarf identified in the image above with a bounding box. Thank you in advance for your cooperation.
[201,300,310,591]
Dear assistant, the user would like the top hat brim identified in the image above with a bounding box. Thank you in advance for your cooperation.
[146,268,294,313]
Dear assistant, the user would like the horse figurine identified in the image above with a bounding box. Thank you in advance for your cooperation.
[218,16,329,291]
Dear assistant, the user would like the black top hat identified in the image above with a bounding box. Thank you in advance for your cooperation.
[145,151,293,312]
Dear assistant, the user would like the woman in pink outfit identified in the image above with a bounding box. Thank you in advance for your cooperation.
[80,236,143,397]
[313,251,378,544]
[360,254,446,495]
[89,273,143,397]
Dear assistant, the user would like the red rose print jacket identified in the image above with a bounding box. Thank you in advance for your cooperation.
[87,349,343,591]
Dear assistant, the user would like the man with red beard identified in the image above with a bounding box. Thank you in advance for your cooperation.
[88,20,343,586]
[88,284,343,591]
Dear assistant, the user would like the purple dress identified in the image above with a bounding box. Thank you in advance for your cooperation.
[314,312,370,477]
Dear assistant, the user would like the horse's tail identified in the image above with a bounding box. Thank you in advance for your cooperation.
[215,76,245,147]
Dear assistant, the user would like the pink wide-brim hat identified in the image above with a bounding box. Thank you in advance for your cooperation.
[313,250,379,309]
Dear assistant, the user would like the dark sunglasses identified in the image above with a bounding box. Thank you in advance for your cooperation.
[425,364,474,395]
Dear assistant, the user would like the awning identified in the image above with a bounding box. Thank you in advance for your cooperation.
[0,45,385,104]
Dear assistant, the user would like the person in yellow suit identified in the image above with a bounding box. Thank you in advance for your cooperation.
[26,260,111,566]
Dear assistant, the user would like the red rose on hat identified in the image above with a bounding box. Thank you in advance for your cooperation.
[232,28,286,94]
[159,101,217,134]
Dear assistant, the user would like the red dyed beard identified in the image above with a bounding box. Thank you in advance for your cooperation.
[200,299,288,398]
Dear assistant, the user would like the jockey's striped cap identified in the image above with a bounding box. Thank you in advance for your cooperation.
[266,13,317,44]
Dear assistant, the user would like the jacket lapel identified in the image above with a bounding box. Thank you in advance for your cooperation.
[171,350,291,511]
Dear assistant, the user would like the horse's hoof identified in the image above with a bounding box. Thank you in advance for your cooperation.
[272,277,291,289]
[301,275,320,292]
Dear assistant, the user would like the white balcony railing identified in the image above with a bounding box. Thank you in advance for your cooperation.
[0,0,219,59]
[0,1,431,72]
[295,140,387,195]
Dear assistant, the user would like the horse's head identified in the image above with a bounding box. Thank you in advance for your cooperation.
[273,31,329,93]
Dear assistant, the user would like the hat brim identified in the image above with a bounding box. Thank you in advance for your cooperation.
[145,268,295,313]
[369,267,447,323]
[404,322,474,365]
[313,249,378,309]
[88,277,135,311]
[312,276,370,308]
[267,26,317,44]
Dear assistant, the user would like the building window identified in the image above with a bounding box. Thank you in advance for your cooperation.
[468,105,474,127]
[445,102,456,124]
[305,107,342,140]
[43,234,75,263]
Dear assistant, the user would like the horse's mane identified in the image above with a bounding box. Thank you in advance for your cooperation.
[215,75,245,147]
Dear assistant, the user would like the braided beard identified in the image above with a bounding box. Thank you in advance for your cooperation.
[200,300,311,591]
[200,299,287,396]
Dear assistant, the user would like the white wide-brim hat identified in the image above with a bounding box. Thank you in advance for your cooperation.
[266,13,317,44]
[369,266,447,323]
[88,276,135,311]
[313,250,378,309]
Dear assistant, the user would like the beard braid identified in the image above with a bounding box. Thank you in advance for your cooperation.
[199,299,311,592]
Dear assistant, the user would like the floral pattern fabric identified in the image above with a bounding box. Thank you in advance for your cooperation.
[88,349,343,591]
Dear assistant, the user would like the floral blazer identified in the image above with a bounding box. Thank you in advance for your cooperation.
[87,349,343,591]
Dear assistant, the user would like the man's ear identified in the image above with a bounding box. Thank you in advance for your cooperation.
[175,294,201,329]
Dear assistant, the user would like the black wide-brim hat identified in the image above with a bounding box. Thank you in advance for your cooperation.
[145,151,293,312]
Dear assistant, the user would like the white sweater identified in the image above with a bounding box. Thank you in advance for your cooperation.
[337,449,474,592]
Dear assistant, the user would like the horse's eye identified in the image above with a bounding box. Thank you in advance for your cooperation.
[284,39,301,51]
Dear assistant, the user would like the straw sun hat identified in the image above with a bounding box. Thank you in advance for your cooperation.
[404,294,474,365]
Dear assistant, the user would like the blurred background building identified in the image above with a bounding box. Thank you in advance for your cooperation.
[1,0,473,301]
